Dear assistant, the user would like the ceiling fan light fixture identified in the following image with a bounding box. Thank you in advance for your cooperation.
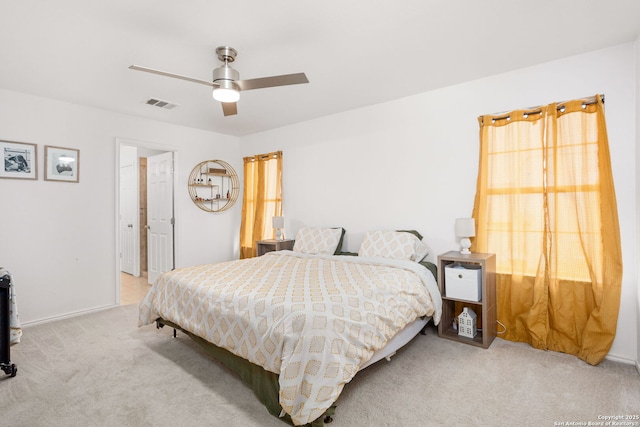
[212,87,240,103]
[212,78,240,103]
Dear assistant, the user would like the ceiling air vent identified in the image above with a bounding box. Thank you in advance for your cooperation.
[145,98,179,110]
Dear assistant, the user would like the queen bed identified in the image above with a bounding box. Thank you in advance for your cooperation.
[138,229,442,426]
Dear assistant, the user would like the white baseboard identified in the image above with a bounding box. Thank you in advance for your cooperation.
[21,304,118,327]
[604,352,637,366]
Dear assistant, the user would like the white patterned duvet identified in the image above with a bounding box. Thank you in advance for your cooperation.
[139,251,441,426]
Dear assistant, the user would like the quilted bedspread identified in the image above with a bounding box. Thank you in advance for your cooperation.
[138,251,441,425]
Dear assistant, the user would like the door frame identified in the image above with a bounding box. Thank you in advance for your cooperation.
[114,137,179,304]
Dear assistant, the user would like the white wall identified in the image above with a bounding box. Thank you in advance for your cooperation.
[0,88,241,324]
[242,43,638,363]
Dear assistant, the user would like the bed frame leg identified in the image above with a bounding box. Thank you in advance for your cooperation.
[155,320,177,338]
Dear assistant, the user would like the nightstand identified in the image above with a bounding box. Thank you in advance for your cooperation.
[437,251,496,348]
[256,239,294,256]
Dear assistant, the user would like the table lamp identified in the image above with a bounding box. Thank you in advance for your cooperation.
[455,218,475,254]
[272,216,285,240]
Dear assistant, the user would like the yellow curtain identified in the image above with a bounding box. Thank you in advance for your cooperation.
[472,95,622,365]
[239,151,283,259]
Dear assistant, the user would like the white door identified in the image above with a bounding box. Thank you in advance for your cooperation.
[147,152,174,284]
[119,146,138,275]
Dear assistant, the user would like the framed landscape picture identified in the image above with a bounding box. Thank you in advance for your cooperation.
[0,140,38,180]
[45,145,80,183]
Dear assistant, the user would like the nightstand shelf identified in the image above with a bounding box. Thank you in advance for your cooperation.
[437,251,496,349]
[256,239,294,256]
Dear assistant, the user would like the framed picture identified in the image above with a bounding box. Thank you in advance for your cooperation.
[45,145,80,183]
[0,140,38,180]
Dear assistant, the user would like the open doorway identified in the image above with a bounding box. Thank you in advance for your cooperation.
[117,140,176,305]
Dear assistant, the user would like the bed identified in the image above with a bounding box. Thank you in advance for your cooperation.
[138,229,442,426]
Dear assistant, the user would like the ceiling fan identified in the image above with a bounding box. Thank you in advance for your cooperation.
[129,46,309,116]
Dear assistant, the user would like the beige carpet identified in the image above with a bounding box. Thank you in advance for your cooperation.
[2,304,639,427]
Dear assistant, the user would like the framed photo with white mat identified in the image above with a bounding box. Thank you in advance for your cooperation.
[45,145,80,183]
[0,140,37,180]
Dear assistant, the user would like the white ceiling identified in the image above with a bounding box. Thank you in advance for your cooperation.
[1,1,639,137]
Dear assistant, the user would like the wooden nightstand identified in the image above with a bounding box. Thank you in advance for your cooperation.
[256,239,294,256]
[437,251,496,348]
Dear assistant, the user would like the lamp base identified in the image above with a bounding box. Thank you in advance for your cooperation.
[459,237,471,254]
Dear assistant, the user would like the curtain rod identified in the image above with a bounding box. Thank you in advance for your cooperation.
[481,94,604,124]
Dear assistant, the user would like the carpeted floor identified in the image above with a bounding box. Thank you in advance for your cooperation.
[2,304,639,427]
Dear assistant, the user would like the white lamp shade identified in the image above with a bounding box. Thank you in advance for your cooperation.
[272,216,284,229]
[455,218,476,237]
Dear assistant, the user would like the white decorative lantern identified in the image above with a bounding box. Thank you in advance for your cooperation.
[458,307,477,339]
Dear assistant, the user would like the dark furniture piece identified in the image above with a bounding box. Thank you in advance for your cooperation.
[0,271,17,377]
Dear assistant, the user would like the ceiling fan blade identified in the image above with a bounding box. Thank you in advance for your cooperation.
[129,65,216,87]
[221,102,238,116]
[236,73,308,91]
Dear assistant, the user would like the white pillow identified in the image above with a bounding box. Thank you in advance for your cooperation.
[413,238,430,262]
[293,227,343,255]
[359,230,428,261]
